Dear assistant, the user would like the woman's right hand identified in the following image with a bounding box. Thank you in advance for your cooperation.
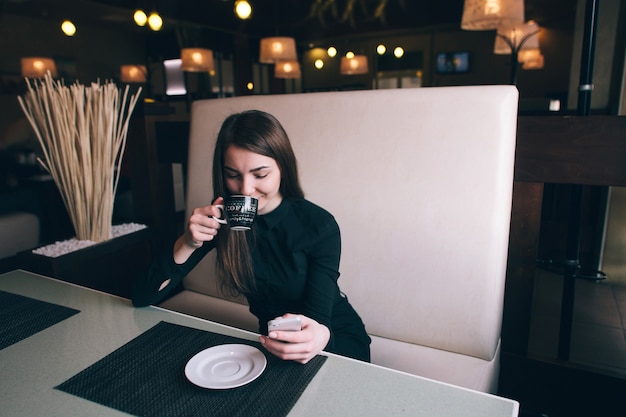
[184,197,225,248]
[173,197,224,263]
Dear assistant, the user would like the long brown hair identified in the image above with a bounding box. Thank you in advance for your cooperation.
[212,110,304,294]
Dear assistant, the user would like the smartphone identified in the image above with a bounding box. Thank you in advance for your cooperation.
[267,316,302,332]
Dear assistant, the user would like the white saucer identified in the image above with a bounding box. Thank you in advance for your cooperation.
[184,344,267,389]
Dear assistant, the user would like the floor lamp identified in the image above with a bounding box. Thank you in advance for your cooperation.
[494,21,540,85]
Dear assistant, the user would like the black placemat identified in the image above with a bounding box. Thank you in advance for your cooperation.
[56,321,327,417]
[0,290,80,350]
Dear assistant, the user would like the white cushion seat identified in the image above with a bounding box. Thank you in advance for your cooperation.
[159,86,519,394]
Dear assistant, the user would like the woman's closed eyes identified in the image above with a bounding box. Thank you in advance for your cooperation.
[225,167,271,179]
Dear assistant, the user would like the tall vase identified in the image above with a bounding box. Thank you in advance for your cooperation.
[17,72,142,243]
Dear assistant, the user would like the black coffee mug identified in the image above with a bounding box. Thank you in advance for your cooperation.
[213,195,258,231]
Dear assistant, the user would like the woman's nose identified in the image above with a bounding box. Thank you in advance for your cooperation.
[241,177,254,196]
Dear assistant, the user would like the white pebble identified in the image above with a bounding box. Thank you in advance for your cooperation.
[32,223,147,258]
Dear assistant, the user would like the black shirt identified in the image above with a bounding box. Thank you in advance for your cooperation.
[132,198,370,361]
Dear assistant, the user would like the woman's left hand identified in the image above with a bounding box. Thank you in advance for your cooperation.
[259,313,330,364]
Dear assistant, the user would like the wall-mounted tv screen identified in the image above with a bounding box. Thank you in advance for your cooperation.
[436,52,470,74]
[163,59,186,96]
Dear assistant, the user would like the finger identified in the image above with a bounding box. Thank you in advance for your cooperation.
[263,335,311,355]
[268,330,302,343]
[191,203,225,222]
[190,209,219,226]
[259,336,318,365]
[190,204,226,229]
[188,225,218,244]
[188,216,218,233]
[268,346,314,364]
[188,216,222,243]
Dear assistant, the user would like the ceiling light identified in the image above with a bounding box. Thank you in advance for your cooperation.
[147,12,162,31]
[376,44,386,55]
[61,20,76,36]
[327,46,337,58]
[314,59,324,69]
[133,9,147,26]
[235,1,252,20]
[345,51,355,59]
[394,47,404,58]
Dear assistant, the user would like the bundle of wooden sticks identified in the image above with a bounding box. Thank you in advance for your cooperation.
[18,72,142,242]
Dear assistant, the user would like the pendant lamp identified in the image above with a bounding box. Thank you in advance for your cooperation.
[259,37,297,63]
[518,49,545,69]
[340,55,368,75]
[180,48,215,72]
[461,0,524,30]
[274,61,301,79]
[120,65,148,83]
[21,57,58,78]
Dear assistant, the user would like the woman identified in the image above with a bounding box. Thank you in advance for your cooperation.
[132,110,370,364]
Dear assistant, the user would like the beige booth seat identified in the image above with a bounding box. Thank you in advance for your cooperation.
[159,86,519,394]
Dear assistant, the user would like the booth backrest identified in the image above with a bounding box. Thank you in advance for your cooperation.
[183,86,518,364]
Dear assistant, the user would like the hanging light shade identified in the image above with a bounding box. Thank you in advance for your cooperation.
[518,48,545,69]
[275,61,301,79]
[340,55,368,75]
[21,57,58,78]
[180,48,215,72]
[120,65,147,83]
[461,0,524,30]
[494,21,540,54]
[259,37,297,63]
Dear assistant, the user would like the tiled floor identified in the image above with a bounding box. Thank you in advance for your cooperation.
[528,268,626,379]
